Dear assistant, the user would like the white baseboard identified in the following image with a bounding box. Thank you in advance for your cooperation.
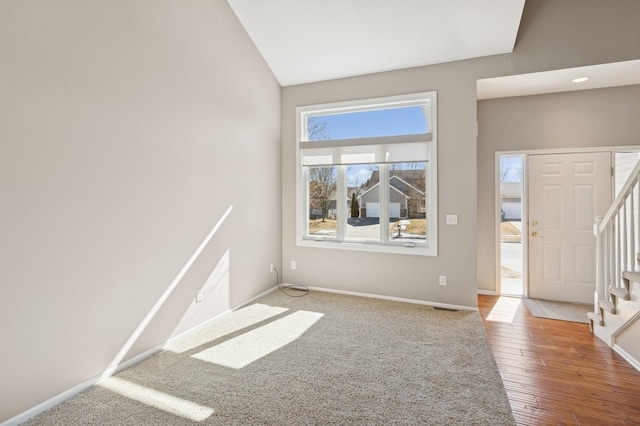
[4,284,470,425]
[1,286,280,426]
[163,285,278,349]
[1,375,99,426]
[303,285,477,312]
[235,285,279,310]
[477,289,497,296]
[1,342,162,426]
[613,344,640,373]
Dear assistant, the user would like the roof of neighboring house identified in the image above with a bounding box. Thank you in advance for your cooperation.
[365,170,425,190]
[359,183,409,200]
[358,175,425,200]
[389,175,424,198]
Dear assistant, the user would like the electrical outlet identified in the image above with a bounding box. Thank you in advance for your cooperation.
[291,261,297,270]
[446,215,458,225]
[196,288,204,303]
[439,275,447,286]
[270,264,275,273]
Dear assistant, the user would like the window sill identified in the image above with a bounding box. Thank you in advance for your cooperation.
[298,238,437,256]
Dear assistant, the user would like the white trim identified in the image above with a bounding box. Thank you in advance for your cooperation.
[494,146,636,299]
[611,310,640,338]
[379,164,390,242]
[163,285,279,349]
[297,91,436,121]
[1,376,99,426]
[0,343,162,426]
[494,153,502,296]
[522,157,529,299]
[613,344,640,373]
[300,132,431,149]
[494,153,527,297]
[296,91,437,257]
[305,285,477,311]
[477,289,498,296]
[298,238,432,256]
[336,166,346,241]
[494,145,640,156]
[1,286,280,426]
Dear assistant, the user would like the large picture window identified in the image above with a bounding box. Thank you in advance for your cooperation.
[296,92,437,256]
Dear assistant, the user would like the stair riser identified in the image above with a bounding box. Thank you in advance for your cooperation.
[592,275,640,345]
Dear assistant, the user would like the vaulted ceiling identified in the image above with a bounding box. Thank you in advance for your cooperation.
[227,1,640,98]
[227,0,525,87]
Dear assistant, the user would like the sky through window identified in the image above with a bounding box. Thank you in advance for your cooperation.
[308,105,427,140]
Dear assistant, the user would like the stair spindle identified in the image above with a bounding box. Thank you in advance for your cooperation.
[611,221,616,291]
[623,201,628,272]
[616,212,621,288]
[633,183,637,272]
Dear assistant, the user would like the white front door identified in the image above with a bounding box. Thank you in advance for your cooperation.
[528,152,612,303]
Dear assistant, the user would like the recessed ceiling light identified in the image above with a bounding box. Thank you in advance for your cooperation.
[572,77,589,83]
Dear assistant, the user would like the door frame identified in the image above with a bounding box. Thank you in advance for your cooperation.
[494,145,640,297]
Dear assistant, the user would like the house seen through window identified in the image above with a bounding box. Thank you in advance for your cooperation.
[297,92,437,256]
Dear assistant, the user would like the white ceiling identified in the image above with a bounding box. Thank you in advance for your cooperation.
[227,0,526,87]
[477,60,640,100]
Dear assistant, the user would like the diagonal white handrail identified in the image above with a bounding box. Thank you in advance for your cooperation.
[594,159,640,313]
[598,160,640,234]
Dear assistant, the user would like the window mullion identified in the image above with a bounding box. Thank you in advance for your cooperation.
[380,164,389,244]
[302,167,309,237]
[336,166,346,241]
[296,91,437,255]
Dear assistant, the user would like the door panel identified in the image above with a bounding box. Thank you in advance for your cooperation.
[528,152,611,303]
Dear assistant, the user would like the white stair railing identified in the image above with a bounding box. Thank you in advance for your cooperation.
[594,160,640,316]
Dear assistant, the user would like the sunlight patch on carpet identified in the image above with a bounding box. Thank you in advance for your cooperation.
[192,310,324,369]
[486,296,521,323]
[99,205,233,381]
[99,377,214,422]
[166,303,289,353]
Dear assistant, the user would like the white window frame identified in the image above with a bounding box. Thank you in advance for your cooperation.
[295,92,438,256]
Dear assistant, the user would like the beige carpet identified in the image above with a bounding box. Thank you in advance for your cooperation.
[523,298,592,324]
[25,290,515,425]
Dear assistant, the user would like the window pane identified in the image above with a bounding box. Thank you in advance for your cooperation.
[499,155,524,296]
[346,165,380,242]
[387,163,427,243]
[297,91,437,255]
[307,105,428,141]
[307,167,337,238]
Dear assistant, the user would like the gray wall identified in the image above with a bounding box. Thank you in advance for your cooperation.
[0,0,281,422]
[3,0,640,422]
[281,0,640,307]
[477,86,640,293]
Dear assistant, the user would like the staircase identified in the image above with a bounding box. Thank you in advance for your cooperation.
[588,160,640,371]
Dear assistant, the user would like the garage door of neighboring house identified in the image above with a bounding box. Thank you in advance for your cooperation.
[365,202,401,218]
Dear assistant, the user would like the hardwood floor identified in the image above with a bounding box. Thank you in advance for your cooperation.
[478,295,640,426]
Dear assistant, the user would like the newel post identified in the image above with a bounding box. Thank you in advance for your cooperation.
[594,216,604,313]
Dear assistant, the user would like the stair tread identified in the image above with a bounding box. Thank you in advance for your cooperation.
[622,270,640,282]
[599,300,615,313]
[610,286,631,300]
[586,311,603,331]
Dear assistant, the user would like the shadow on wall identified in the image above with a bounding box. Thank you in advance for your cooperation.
[168,248,233,340]
[99,205,234,381]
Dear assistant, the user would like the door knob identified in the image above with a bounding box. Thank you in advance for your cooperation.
[531,231,544,238]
